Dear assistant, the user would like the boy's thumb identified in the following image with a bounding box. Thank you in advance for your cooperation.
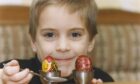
[3,60,20,76]
[6,60,19,66]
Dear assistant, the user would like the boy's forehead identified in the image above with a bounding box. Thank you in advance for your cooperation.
[38,5,87,29]
[41,5,78,16]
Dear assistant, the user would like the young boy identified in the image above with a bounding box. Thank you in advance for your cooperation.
[0,0,114,84]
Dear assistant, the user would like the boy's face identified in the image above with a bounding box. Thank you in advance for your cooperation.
[32,6,95,77]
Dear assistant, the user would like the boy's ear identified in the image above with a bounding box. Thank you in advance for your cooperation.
[29,35,37,52]
[87,36,96,52]
[31,41,37,52]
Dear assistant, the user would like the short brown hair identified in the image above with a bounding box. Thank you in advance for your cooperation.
[29,0,97,41]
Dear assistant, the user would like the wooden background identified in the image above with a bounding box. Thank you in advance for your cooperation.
[0,6,140,24]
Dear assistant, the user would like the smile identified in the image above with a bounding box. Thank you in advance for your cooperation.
[54,56,76,61]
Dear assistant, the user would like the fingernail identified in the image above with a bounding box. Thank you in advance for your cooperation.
[93,79,97,83]
[98,79,103,83]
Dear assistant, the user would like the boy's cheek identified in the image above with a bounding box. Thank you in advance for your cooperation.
[36,45,55,61]
[72,45,89,54]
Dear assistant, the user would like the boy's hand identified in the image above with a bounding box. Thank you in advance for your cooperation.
[1,60,33,84]
[91,78,103,84]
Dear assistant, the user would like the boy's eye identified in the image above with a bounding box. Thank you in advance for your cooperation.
[46,32,54,37]
[72,32,81,37]
[43,32,56,41]
[69,32,82,40]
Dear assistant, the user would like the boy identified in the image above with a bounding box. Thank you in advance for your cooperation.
[0,0,114,84]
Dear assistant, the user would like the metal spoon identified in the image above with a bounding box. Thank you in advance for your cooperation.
[29,70,67,82]
[3,63,67,82]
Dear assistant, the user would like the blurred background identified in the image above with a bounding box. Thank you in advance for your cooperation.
[0,0,140,13]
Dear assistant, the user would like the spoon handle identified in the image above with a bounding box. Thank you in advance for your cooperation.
[3,63,67,82]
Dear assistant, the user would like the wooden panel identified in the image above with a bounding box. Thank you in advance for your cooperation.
[0,6,29,24]
[0,6,140,25]
[97,9,140,24]
[104,81,140,84]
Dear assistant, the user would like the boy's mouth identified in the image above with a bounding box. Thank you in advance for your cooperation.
[54,56,76,61]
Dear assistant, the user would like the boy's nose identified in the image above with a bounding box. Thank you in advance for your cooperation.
[56,37,70,52]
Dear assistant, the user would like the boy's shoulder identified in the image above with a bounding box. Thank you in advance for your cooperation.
[93,67,114,82]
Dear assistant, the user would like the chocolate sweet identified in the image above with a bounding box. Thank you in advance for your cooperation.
[42,56,58,72]
[75,55,93,71]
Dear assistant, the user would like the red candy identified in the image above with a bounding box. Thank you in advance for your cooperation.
[45,56,54,62]
[75,55,93,71]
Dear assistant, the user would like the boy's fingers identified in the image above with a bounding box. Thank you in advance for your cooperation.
[3,66,20,76]
[97,79,103,84]
[97,79,103,83]
[91,79,103,84]
[9,69,30,82]
[3,60,20,76]
[4,60,19,66]
[18,73,33,84]
[92,79,97,84]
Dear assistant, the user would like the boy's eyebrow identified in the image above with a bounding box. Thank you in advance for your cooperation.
[39,27,85,32]
[39,28,56,32]
[69,27,85,31]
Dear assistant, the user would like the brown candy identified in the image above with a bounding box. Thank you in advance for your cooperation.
[75,55,93,71]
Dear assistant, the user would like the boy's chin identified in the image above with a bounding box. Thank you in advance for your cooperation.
[58,65,74,77]
[56,57,76,65]
[60,69,73,77]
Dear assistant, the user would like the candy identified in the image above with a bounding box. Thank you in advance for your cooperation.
[75,55,93,71]
[42,56,58,72]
